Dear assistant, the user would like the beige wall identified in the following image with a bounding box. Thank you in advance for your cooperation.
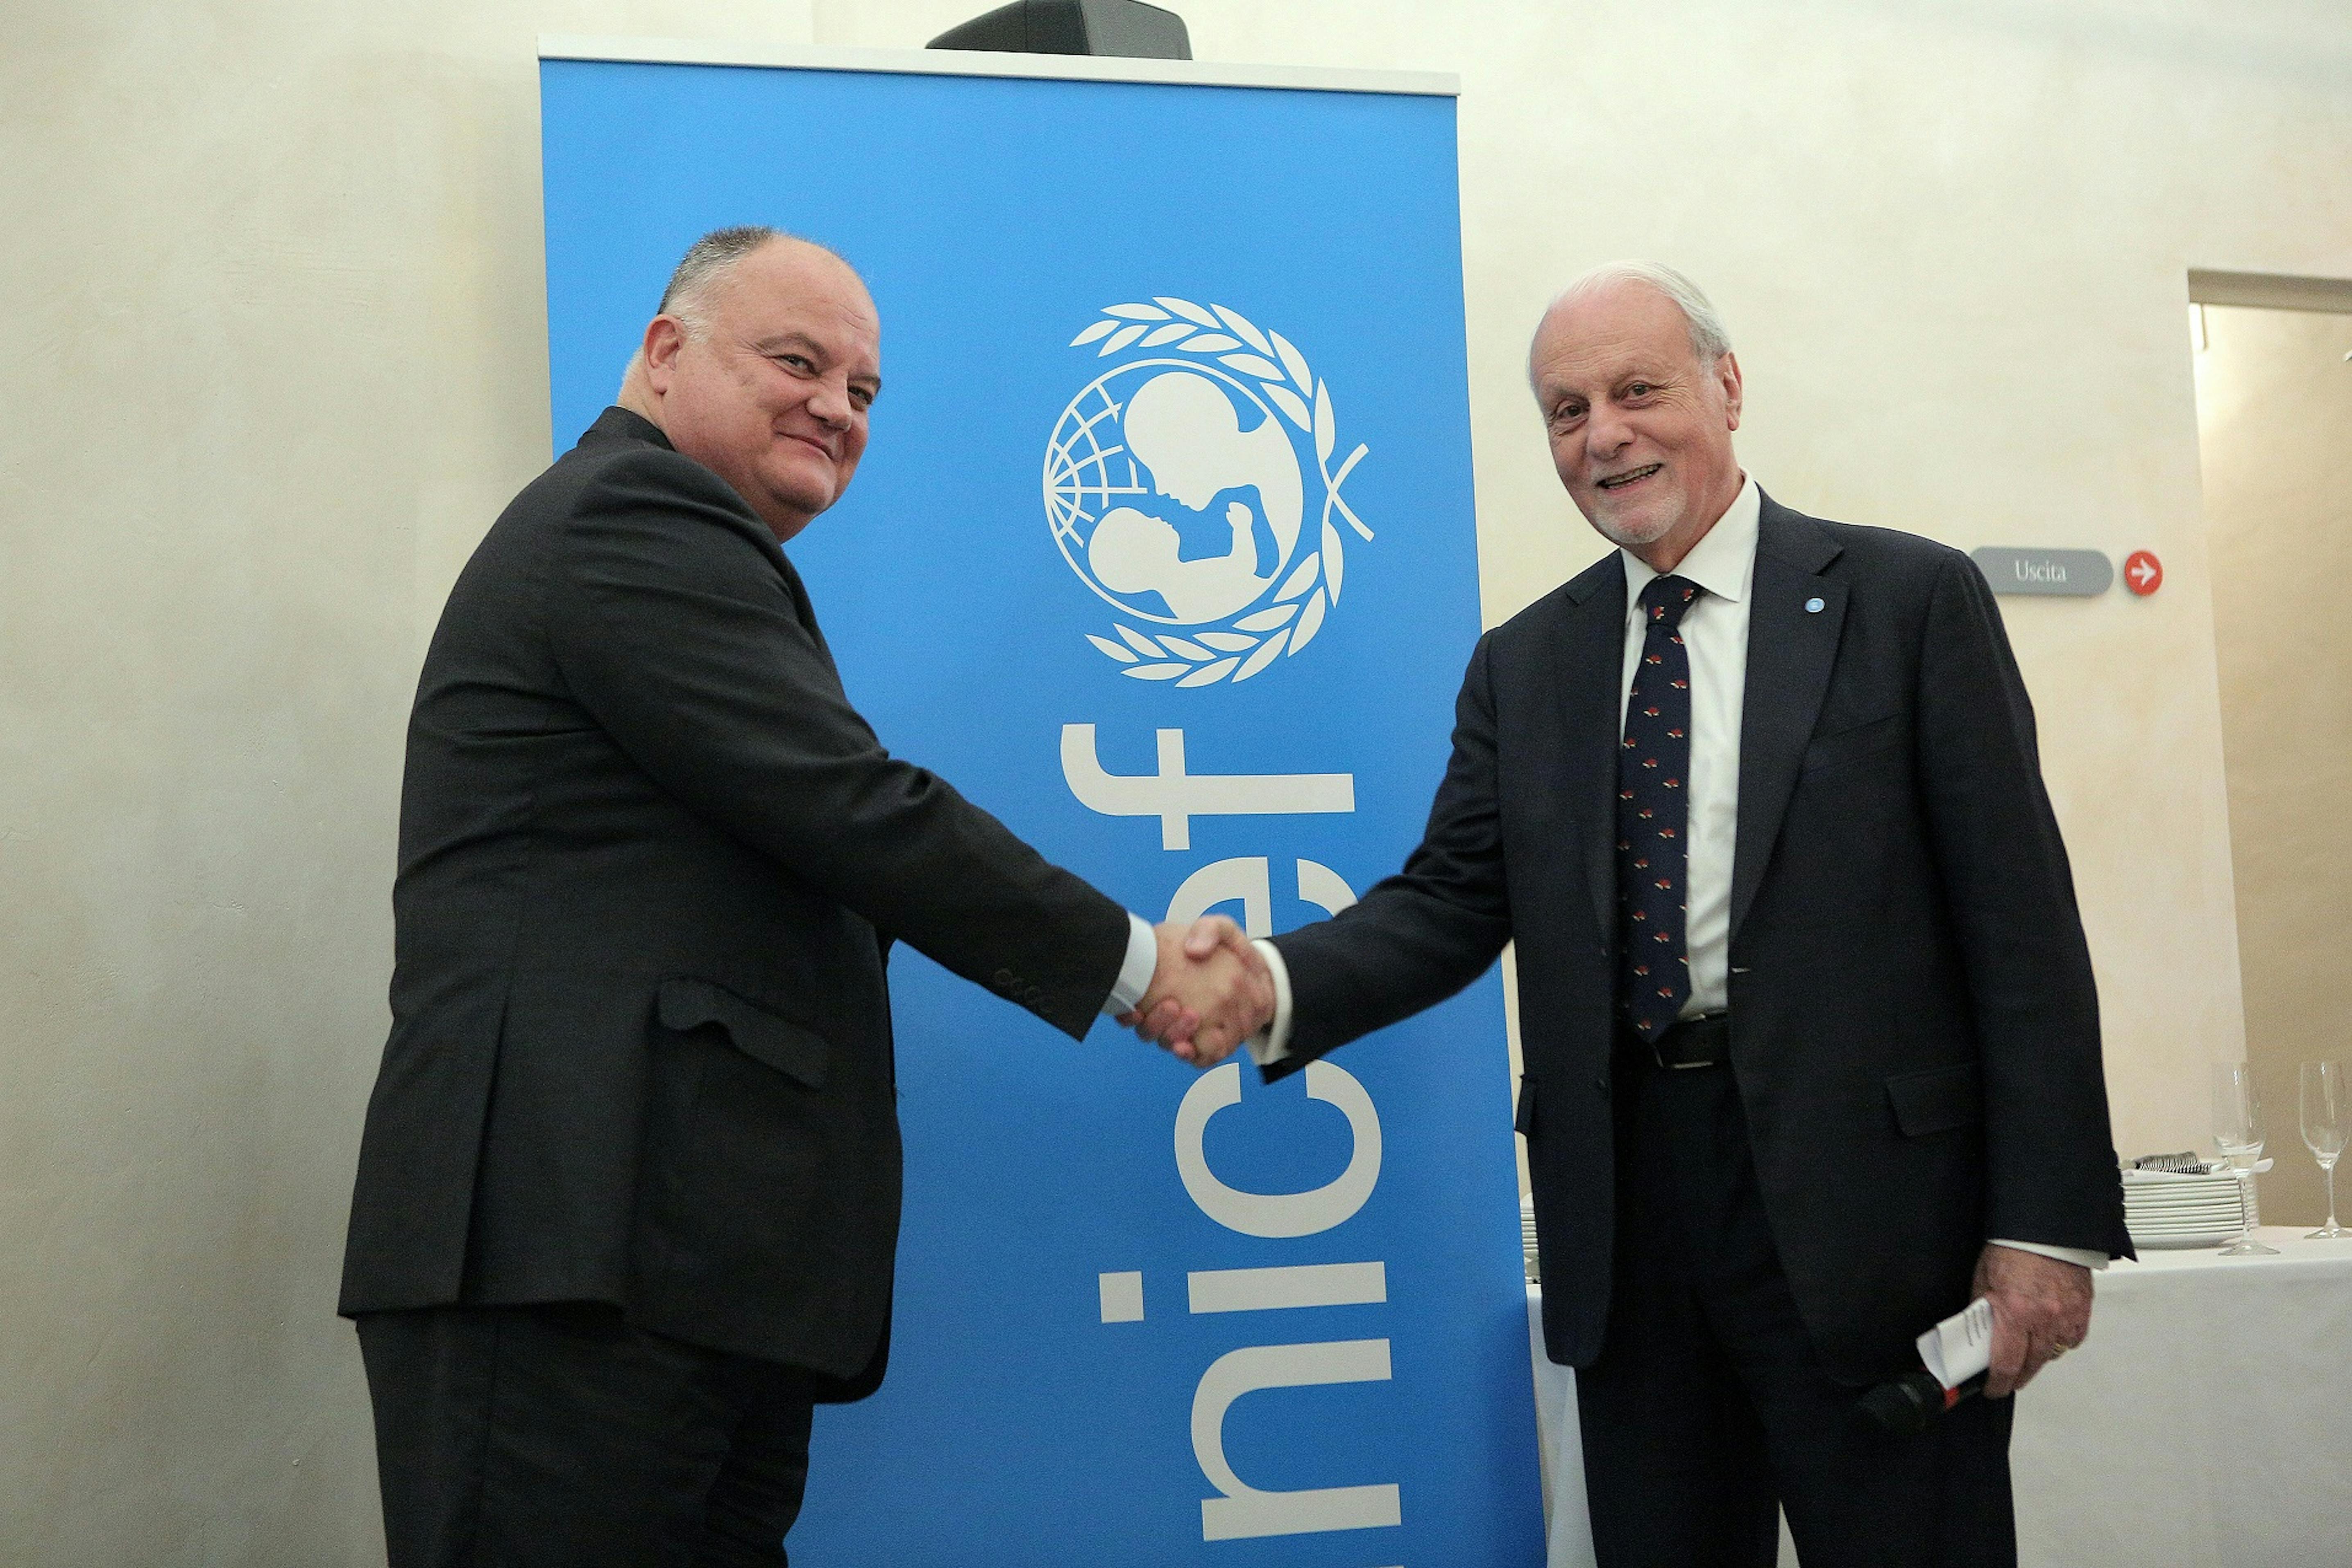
[4,1,2349,1561]
[2194,302,2352,1226]
[2,4,824,1561]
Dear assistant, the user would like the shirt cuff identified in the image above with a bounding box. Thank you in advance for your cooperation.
[1101,912,1159,1017]
[1988,1238,2110,1271]
[1242,938,1294,1067]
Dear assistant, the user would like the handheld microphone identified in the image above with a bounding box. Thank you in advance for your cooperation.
[1857,1369,1988,1434]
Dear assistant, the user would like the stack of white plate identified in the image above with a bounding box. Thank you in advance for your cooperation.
[1521,1194,1541,1282]
[2123,1166,2254,1249]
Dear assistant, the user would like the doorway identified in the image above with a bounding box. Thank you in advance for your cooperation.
[2189,269,2352,1227]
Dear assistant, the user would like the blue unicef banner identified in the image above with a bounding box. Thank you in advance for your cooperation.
[541,49,1539,1565]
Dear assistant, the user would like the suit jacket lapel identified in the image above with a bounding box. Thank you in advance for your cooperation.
[1552,555,1631,946]
[1731,498,1846,939]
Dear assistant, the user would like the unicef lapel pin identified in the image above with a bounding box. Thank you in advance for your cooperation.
[1804,596,1825,614]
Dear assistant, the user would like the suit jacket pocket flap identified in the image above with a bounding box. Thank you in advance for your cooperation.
[656,978,829,1090]
[1803,711,1911,773]
[1514,1075,1540,1138]
[1885,1062,1980,1136]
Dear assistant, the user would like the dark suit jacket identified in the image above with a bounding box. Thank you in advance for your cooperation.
[340,408,1131,1391]
[1268,492,2132,1384]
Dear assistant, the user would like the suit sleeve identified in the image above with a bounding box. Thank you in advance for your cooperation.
[542,449,1130,1040]
[1915,552,2130,1257]
[1265,632,1515,1075]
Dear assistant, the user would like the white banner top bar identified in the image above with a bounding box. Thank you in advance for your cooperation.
[537,36,1459,97]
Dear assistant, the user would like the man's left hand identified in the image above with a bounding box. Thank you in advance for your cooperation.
[1973,1243,2092,1398]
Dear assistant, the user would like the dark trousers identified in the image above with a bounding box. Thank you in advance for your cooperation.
[1575,1055,2016,1568]
[356,1303,817,1568]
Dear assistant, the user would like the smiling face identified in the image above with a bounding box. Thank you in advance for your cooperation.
[1529,280,1744,571]
[638,239,881,542]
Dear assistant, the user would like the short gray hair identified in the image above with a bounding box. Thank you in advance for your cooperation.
[663,223,781,333]
[657,224,847,335]
[1538,261,1734,373]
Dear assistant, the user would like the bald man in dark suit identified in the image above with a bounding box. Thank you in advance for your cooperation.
[341,227,1266,1567]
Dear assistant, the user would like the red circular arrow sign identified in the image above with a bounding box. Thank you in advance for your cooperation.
[2124,551,2163,596]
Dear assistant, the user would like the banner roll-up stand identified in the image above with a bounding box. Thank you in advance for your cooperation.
[538,40,1542,1566]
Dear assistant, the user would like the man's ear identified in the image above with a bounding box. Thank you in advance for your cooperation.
[1718,351,1745,432]
[641,315,688,395]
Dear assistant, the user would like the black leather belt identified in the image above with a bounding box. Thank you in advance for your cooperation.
[1642,1012,1730,1071]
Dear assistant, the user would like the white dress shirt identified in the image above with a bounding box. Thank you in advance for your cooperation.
[1244,476,2100,1268]
[1103,914,1159,1017]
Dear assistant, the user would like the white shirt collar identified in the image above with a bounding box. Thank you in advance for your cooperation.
[1621,474,1759,615]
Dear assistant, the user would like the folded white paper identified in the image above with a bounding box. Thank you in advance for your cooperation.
[1916,1296,1995,1390]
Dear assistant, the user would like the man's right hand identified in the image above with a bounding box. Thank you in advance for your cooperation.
[1121,917,1273,1068]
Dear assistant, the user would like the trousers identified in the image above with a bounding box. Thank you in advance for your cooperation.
[1574,1054,2016,1568]
[356,1302,817,1568]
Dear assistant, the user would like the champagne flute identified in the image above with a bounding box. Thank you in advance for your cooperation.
[2212,1063,2278,1256]
[2301,1060,2349,1239]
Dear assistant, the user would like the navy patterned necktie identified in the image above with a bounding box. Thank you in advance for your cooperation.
[1617,574,1702,1042]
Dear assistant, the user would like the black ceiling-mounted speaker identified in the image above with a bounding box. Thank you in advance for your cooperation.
[928,0,1191,59]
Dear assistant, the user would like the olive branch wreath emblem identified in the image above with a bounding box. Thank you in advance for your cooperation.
[1055,297,1371,687]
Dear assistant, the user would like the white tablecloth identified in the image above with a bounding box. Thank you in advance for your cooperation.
[1526,1291,1593,1568]
[1530,1230,2352,1567]
[2010,1230,2352,1566]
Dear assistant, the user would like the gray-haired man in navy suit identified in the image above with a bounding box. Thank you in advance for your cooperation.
[1156,263,2130,1567]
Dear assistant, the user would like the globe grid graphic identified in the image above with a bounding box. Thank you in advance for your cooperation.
[1042,360,1296,627]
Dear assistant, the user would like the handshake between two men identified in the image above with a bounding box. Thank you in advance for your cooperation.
[1121,916,1271,1068]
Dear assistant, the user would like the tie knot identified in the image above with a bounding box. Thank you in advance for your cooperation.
[1640,574,1702,630]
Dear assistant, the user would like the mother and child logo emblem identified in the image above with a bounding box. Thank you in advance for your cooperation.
[1043,297,1371,687]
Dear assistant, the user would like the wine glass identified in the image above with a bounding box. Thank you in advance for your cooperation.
[2212,1063,2278,1256]
[2301,1060,2349,1239]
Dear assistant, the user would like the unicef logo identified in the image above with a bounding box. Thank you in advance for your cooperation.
[1045,297,1370,687]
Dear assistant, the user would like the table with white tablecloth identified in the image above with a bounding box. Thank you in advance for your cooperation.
[1529,1229,2352,1567]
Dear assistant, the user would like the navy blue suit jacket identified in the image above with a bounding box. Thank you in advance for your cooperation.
[1268,494,2131,1383]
